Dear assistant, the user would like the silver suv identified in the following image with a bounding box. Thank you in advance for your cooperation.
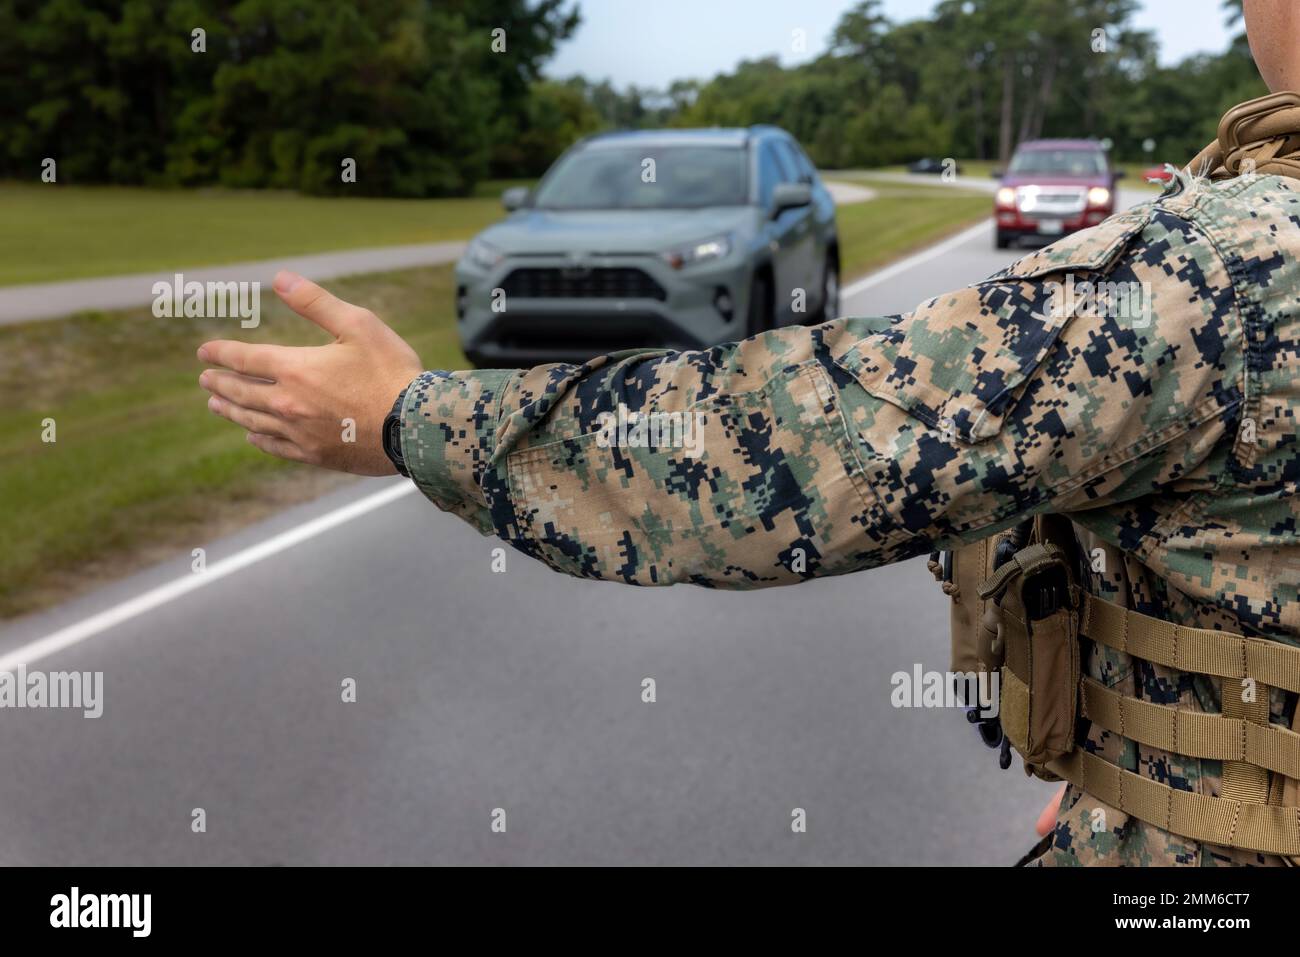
[455,126,840,367]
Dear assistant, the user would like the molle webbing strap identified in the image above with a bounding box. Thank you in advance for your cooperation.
[974,542,1058,601]
[1080,677,1300,780]
[1071,591,1300,854]
[1048,749,1300,857]
[1080,593,1300,696]
[1220,674,1273,805]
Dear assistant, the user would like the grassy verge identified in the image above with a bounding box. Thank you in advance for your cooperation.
[829,178,989,278]
[0,181,990,619]
[0,181,523,287]
[0,267,466,618]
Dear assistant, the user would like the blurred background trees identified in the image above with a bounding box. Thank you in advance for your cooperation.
[0,0,1264,195]
[1,0,580,195]
[672,0,1261,169]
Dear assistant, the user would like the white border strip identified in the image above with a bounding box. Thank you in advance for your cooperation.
[0,480,417,671]
[841,218,992,299]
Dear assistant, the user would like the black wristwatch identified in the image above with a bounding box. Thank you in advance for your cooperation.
[382,383,411,477]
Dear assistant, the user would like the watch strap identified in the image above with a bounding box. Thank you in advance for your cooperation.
[383,384,412,477]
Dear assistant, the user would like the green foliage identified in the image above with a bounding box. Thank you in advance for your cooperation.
[0,0,1271,193]
[663,0,1264,168]
[489,79,603,178]
[1,0,578,196]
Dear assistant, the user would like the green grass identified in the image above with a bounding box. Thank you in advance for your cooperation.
[0,177,991,619]
[0,267,467,618]
[0,174,986,289]
[828,177,989,278]
[0,182,517,287]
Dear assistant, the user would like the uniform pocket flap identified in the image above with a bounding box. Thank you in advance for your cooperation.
[833,208,1151,443]
[980,206,1152,282]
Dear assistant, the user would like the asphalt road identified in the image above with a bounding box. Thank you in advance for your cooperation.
[0,190,1147,865]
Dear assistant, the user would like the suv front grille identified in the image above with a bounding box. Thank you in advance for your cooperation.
[501,267,667,301]
[1017,186,1087,216]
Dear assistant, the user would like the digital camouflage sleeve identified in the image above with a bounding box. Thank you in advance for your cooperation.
[402,178,1253,593]
[402,173,1300,867]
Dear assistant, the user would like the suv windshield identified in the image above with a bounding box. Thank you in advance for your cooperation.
[1008,148,1107,177]
[533,146,748,210]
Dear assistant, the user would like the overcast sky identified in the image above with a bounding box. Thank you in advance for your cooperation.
[545,0,1240,89]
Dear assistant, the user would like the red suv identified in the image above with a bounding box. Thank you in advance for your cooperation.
[993,139,1120,248]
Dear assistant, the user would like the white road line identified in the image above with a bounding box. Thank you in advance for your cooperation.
[6,217,998,667]
[841,218,992,299]
[0,480,417,671]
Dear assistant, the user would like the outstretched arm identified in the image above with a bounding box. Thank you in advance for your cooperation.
[200,207,1241,588]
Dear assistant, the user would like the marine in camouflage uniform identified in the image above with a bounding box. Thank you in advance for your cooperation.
[399,97,1300,867]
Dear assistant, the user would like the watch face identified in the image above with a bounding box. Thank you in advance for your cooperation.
[385,388,410,475]
[385,414,404,464]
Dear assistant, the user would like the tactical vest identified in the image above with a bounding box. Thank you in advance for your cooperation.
[935,518,1300,859]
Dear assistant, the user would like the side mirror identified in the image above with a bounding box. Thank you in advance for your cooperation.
[502,187,530,211]
[990,169,1004,178]
[770,182,812,217]
[1112,169,1127,180]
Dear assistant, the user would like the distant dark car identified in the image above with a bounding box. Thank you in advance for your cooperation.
[907,157,959,175]
[993,139,1120,249]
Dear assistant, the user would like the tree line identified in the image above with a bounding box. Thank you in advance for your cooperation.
[0,0,1263,197]
[583,0,1262,170]
[0,0,578,196]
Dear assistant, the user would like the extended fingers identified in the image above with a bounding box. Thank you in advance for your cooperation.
[246,431,310,463]
[199,369,279,412]
[197,340,291,379]
[206,394,289,438]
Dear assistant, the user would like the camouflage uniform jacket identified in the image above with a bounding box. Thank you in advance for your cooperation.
[400,172,1300,866]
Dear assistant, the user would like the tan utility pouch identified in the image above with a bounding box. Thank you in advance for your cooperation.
[977,541,1081,771]
[945,538,1003,677]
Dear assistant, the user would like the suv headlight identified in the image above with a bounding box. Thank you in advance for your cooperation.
[661,234,732,270]
[464,237,504,271]
[1087,186,1112,207]
[996,187,1017,208]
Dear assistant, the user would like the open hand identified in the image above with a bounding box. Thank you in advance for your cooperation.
[198,271,423,475]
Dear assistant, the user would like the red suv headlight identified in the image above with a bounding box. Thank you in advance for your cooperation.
[1087,186,1111,207]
